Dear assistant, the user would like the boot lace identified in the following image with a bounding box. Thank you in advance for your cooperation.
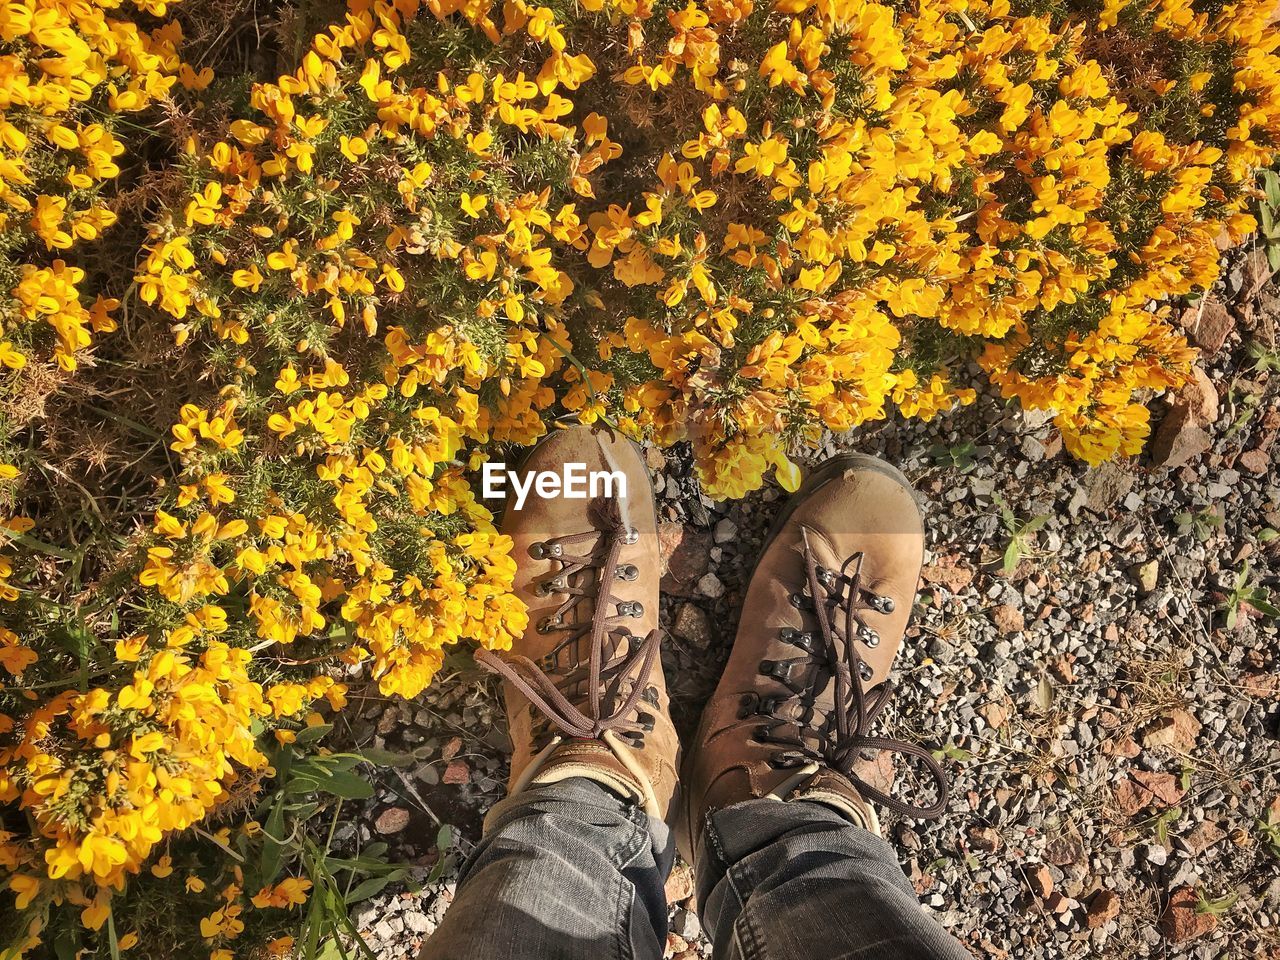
[748,532,949,818]
[475,505,660,749]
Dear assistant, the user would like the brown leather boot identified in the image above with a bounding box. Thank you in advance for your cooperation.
[678,453,948,861]
[476,426,679,821]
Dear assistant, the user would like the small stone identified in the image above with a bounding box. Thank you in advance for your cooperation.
[644,445,666,471]
[1114,777,1154,816]
[713,518,738,544]
[1150,404,1212,469]
[1184,298,1235,354]
[1087,890,1122,929]
[661,525,712,589]
[443,759,471,785]
[1128,560,1160,595]
[1184,820,1226,855]
[1045,891,1075,915]
[672,603,712,645]
[1161,886,1219,943]
[921,556,975,592]
[1181,365,1220,425]
[374,806,411,835]
[1045,829,1085,866]
[990,604,1025,635]
[1238,448,1272,475]
[697,572,725,599]
[967,825,1002,852]
[664,862,694,904]
[1028,865,1054,899]
[672,910,701,941]
[1141,710,1201,752]
[1131,769,1185,806]
[978,700,1009,730]
[441,736,463,761]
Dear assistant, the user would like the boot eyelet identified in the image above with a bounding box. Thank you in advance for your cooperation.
[537,616,561,633]
[759,659,793,681]
[547,575,568,590]
[818,569,837,588]
[789,592,805,608]
[779,627,797,641]
[621,527,639,545]
[858,661,873,681]
[528,542,547,559]
[870,594,895,614]
[617,600,643,618]
[859,626,880,648]
[546,542,564,558]
[616,564,639,581]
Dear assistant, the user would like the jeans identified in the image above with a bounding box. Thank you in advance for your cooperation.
[418,778,970,960]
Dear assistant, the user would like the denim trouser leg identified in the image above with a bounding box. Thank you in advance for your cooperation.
[417,778,674,960]
[419,780,968,960]
[698,798,971,960]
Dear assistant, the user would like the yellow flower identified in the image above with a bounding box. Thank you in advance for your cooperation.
[460,192,489,218]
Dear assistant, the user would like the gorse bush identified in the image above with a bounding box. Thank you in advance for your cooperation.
[2,0,1278,952]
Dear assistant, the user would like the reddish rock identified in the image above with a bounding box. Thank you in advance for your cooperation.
[1238,448,1273,475]
[1185,820,1226,855]
[1131,769,1186,806]
[1027,865,1054,898]
[660,524,712,594]
[374,806,411,835]
[1181,366,1220,425]
[978,700,1009,731]
[991,603,1025,635]
[442,736,463,761]
[1087,890,1122,929]
[1183,298,1235,354]
[1114,777,1154,816]
[1161,886,1219,944]
[664,861,694,904]
[1141,710,1202,752]
[1150,403,1212,469]
[967,826,1003,852]
[921,555,975,592]
[443,759,471,784]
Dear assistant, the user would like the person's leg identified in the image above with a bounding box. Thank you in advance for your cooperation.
[697,798,969,960]
[418,778,672,960]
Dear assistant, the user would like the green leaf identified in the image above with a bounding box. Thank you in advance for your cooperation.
[1247,597,1280,619]
[105,905,121,960]
[344,867,409,905]
[1003,541,1019,575]
[295,723,334,745]
[356,747,415,767]
[1021,514,1050,534]
[304,769,375,800]
[260,792,287,885]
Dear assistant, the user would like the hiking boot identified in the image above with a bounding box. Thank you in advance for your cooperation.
[476,426,679,821]
[679,453,948,860]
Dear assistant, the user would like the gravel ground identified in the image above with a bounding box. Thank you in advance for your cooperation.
[333,249,1280,960]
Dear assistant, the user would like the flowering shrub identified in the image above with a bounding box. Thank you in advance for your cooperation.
[3,0,1279,952]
